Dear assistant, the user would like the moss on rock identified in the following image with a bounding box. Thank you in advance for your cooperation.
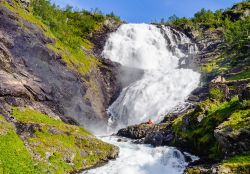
[0,115,39,174]
[0,108,118,174]
[172,97,242,160]
[218,153,250,174]
[10,107,118,173]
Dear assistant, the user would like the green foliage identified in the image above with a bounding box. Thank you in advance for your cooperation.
[209,87,225,101]
[11,107,115,173]
[220,152,250,173]
[166,1,250,79]
[201,61,218,73]
[30,0,106,74]
[31,0,104,49]
[224,16,250,52]
[3,0,120,75]
[219,109,250,134]
[228,69,250,81]
[0,115,40,174]
[173,97,242,160]
[106,12,121,22]
[223,152,250,167]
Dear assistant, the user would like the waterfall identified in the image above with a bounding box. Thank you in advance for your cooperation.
[103,24,200,129]
[83,24,200,174]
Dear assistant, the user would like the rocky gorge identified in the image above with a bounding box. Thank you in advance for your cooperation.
[0,0,249,174]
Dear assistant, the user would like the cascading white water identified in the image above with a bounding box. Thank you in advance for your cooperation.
[84,136,198,174]
[83,24,200,174]
[103,24,200,128]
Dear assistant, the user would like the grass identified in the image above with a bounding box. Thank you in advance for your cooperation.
[209,87,225,101]
[46,41,98,75]
[2,1,98,75]
[201,61,218,73]
[220,153,250,174]
[223,152,250,167]
[227,69,250,81]
[219,109,250,134]
[172,97,242,159]
[0,115,40,174]
[11,107,115,173]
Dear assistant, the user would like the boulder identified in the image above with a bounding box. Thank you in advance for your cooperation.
[117,123,167,139]
[214,123,250,156]
[241,84,250,100]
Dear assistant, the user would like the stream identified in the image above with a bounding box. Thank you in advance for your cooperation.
[84,24,200,174]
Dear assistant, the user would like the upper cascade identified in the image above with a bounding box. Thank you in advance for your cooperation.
[102,24,200,129]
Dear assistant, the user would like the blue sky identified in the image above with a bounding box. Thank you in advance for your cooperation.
[51,0,244,23]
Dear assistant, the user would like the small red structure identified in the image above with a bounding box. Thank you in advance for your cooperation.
[147,119,153,125]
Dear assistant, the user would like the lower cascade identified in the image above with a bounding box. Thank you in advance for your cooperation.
[84,24,200,174]
[84,136,198,174]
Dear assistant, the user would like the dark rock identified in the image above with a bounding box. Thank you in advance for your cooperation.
[188,95,200,102]
[144,132,164,146]
[241,85,250,100]
[15,122,41,137]
[117,123,166,140]
[214,125,250,156]
[88,19,122,57]
[0,6,123,133]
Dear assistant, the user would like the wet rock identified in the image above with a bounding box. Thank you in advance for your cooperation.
[88,18,122,57]
[117,123,166,140]
[144,132,165,146]
[108,146,119,159]
[188,95,200,102]
[214,125,250,156]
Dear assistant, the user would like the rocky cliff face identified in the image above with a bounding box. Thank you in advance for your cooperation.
[0,3,123,132]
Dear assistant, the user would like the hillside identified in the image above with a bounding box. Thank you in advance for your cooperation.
[0,0,121,173]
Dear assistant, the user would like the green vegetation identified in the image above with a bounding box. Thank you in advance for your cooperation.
[2,0,121,75]
[219,153,250,174]
[201,61,218,73]
[223,152,250,167]
[209,86,225,101]
[30,0,120,74]
[162,1,250,76]
[227,69,250,81]
[11,107,115,173]
[219,109,250,134]
[173,97,243,159]
[0,115,39,174]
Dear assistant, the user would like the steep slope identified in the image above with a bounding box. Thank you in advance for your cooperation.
[0,0,123,131]
[0,0,121,173]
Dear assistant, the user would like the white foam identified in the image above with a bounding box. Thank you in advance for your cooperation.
[83,24,200,174]
[83,136,196,174]
[103,24,200,128]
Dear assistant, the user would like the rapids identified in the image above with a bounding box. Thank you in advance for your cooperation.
[84,136,198,174]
